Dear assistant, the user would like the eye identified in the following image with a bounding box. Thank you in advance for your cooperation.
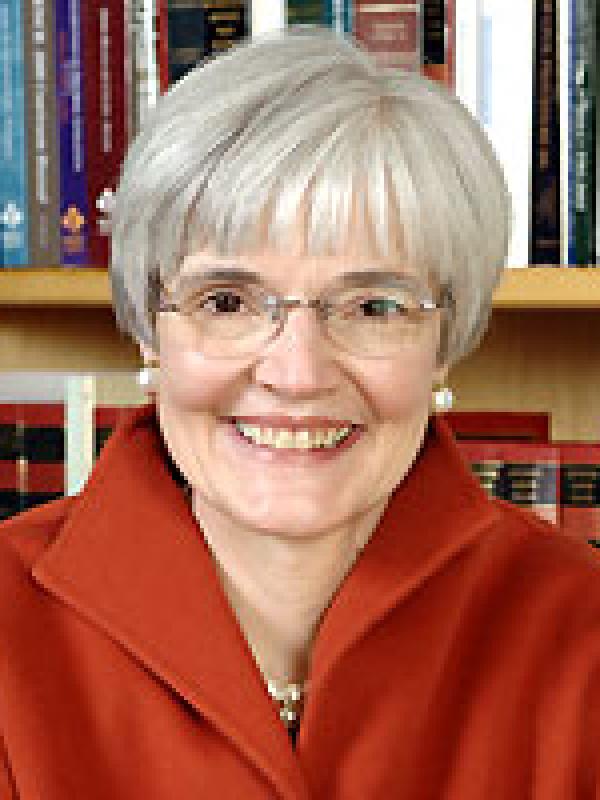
[336,291,415,320]
[184,286,260,316]
[358,296,408,317]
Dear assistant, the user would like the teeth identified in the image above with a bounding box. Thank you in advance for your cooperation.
[234,422,353,449]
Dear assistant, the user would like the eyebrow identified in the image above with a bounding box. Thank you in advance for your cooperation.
[170,267,424,294]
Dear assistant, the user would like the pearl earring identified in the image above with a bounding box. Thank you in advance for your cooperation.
[137,359,160,390]
[432,386,454,412]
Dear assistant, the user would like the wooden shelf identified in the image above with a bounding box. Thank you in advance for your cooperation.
[1,266,600,309]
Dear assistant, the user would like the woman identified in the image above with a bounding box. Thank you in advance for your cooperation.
[0,27,598,799]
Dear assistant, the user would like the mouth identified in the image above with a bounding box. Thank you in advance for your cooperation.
[221,417,365,463]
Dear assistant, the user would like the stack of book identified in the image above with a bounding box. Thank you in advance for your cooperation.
[0,0,597,270]
[0,402,598,549]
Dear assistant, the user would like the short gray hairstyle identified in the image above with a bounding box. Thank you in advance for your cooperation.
[109,26,512,369]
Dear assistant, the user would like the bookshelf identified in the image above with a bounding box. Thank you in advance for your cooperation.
[1,2,598,445]
[1,266,599,443]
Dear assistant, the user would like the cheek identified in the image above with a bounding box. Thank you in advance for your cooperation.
[360,352,437,419]
[159,348,238,410]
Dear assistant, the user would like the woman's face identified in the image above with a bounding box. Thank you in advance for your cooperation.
[140,230,448,539]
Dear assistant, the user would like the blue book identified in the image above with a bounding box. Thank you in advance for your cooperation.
[0,0,29,267]
[54,0,91,266]
[286,0,351,33]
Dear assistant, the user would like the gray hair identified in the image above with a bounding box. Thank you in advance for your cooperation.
[109,26,512,369]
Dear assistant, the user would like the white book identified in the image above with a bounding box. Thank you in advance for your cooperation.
[479,0,534,267]
[455,0,482,120]
[252,0,284,35]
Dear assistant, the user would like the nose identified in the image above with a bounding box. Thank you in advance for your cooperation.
[252,305,341,396]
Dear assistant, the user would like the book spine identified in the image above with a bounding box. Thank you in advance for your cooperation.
[82,0,127,269]
[480,0,533,267]
[54,0,91,266]
[353,0,421,72]
[20,403,65,509]
[324,0,352,33]
[167,1,206,86]
[558,0,576,266]
[454,0,482,118]
[0,404,21,519]
[572,0,596,266]
[530,0,561,265]
[129,0,159,137]
[560,457,600,544]
[445,0,455,90]
[22,0,61,268]
[422,0,447,84]
[156,0,169,92]
[203,1,247,58]
[0,0,29,267]
[286,0,326,26]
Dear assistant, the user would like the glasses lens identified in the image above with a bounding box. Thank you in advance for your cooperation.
[172,282,437,358]
[177,284,275,357]
[325,285,432,357]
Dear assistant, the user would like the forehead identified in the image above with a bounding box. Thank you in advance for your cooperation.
[169,188,432,293]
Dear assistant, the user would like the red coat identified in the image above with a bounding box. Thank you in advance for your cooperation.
[0,402,599,799]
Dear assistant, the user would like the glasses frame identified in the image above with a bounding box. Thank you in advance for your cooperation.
[151,275,454,360]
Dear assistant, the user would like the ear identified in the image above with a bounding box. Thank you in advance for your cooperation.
[432,362,450,387]
[138,341,159,365]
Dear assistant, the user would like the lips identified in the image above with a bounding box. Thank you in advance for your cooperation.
[223,415,364,431]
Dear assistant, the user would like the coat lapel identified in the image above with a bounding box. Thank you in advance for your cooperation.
[31,403,310,800]
[30,402,500,797]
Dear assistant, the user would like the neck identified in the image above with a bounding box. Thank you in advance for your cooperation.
[190,494,388,687]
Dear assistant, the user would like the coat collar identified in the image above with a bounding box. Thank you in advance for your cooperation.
[31,402,500,798]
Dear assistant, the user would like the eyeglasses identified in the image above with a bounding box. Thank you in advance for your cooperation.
[152,274,452,359]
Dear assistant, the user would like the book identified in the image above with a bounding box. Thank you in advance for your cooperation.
[82,0,127,268]
[457,440,561,526]
[0,403,65,520]
[165,1,248,88]
[22,0,61,268]
[559,443,600,544]
[0,0,29,267]
[569,0,596,266]
[54,0,92,266]
[127,0,160,137]
[353,0,421,72]
[441,411,551,442]
[454,0,482,117]
[530,0,561,266]
[422,0,455,89]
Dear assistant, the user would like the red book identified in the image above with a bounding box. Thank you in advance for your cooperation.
[558,444,600,545]
[441,411,550,442]
[81,0,127,268]
[353,0,420,72]
[0,404,65,520]
[157,0,169,93]
[456,440,561,527]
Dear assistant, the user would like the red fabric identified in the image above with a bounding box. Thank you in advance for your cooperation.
[0,402,598,799]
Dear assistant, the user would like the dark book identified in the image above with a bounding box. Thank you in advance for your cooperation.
[530,0,561,265]
[422,0,455,89]
[82,0,127,268]
[167,1,247,87]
